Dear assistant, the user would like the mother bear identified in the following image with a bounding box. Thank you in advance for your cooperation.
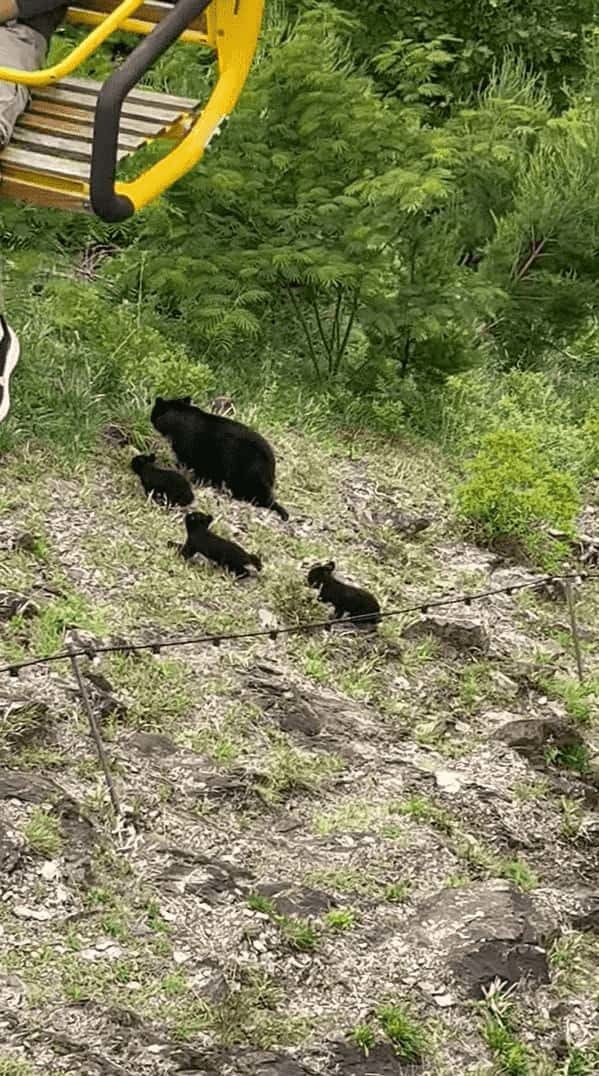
[151,396,289,520]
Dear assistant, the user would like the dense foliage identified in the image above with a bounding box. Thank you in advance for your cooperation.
[1,0,599,563]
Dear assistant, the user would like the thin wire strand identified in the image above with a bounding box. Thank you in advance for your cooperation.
[0,570,592,678]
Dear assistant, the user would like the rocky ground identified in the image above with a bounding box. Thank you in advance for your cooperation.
[1,424,598,1076]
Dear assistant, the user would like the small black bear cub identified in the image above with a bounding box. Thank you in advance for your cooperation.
[178,511,262,578]
[131,453,194,507]
[307,561,381,626]
[150,396,288,520]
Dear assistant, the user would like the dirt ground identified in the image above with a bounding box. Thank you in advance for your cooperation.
[1,429,598,1075]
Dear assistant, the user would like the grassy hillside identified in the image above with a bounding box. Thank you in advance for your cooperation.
[1,400,599,1075]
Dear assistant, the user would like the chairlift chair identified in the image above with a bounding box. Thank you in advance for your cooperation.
[0,0,264,220]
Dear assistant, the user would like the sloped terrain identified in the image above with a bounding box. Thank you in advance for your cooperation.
[1,421,599,1076]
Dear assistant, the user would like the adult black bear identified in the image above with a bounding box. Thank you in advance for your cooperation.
[130,451,191,505]
[307,561,381,626]
[150,396,289,520]
[130,453,194,507]
[177,511,262,578]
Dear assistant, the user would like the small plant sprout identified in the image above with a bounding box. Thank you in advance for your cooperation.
[384,880,412,903]
[351,1023,376,1056]
[325,907,358,931]
[24,808,63,858]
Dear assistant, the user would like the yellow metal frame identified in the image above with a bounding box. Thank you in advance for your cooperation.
[67,8,209,48]
[0,0,264,213]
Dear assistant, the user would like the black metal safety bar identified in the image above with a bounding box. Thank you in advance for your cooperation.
[90,0,213,222]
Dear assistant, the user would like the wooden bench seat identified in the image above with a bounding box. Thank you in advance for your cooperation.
[0,76,200,211]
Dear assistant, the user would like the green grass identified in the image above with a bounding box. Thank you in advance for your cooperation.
[480,985,535,1076]
[546,742,591,774]
[560,1046,599,1075]
[0,1061,33,1076]
[350,1024,377,1056]
[559,796,584,838]
[384,880,412,903]
[23,808,63,858]
[483,1016,530,1075]
[377,1002,427,1062]
[325,907,358,931]
[392,794,455,834]
[256,735,344,803]
[498,858,539,892]
[247,895,319,952]
[103,652,192,731]
[541,676,599,725]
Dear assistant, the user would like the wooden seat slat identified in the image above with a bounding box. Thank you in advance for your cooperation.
[0,145,90,181]
[60,76,199,113]
[28,97,160,138]
[19,110,144,151]
[35,86,177,125]
[11,127,130,163]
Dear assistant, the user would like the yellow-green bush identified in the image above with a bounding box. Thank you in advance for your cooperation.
[457,428,580,567]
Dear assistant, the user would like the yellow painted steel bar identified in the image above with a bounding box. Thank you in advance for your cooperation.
[113,0,264,211]
[67,9,209,46]
[0,0,147,86]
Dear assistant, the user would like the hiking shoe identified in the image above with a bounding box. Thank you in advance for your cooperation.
[0,314,20,423]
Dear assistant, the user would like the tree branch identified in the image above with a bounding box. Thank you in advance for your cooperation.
[286,284,322,381]
[333,286,360,376]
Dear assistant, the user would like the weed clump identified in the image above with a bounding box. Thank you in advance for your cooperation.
[24,808,63,858]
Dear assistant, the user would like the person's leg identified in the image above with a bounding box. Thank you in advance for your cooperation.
[0,314,20,422]
[0,23,47,148]
[0,24,47,419]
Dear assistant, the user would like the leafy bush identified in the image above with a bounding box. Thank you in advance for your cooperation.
[456,428,580,567]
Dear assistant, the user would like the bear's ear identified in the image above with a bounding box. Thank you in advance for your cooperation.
[155,396,164,405]
[182,395,192,405]
[325,560,335,572]
[148,452,156,463]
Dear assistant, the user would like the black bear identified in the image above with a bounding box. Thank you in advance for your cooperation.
[150,396,289,520]
[130,453,194,507]
[177,511,262,578]
[307,561,381,626]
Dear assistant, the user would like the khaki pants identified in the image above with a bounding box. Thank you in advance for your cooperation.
[0,23,47,148]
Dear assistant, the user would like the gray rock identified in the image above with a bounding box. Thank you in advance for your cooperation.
[402,615,489,654]
[571,894,599,933]
[0,824,22,874]
[128,731,177,757]
[332,1042,405,1074]
[59,805,96,860]
[159,854,251,904]
[13,532,37,554]
[388,510,432,539]
[0,591,39,622]
[188,769,255,800]
[491,715,585,763]
[276,704,323,737]
[415,879,557,998]
[0,770,57,803]
[254,1060,311,1076]
[256,881,336,918]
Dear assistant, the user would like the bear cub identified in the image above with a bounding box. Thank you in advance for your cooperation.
[178,511,262,578]
[150,396,288,520]
[307,561,381,626]
[131,453,194,507]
